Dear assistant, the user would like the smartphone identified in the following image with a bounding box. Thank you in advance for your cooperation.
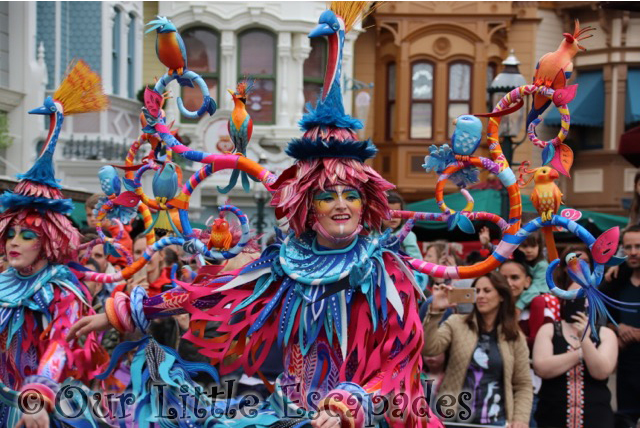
[449,288,476,305]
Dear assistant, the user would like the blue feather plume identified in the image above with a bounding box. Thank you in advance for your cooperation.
[0,192,74,214]
[298,85,362,131]
[286,137,377,162]
[17,151,61,188]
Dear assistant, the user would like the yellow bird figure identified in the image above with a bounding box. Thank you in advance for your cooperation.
[519,163,563,261]
[207,213,233,252]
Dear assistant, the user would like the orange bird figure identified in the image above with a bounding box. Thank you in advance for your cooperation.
[146,17,188,77]
[519,164,563,261]
[527,19,595,127]
[207,213,233,252]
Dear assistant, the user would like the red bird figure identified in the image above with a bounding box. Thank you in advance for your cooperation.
[519,163,563,261]
[207,214,233,251]
[527,20,595,128]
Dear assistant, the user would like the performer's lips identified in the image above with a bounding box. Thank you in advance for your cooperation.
[8,251,20,258]
[331,214,350,222]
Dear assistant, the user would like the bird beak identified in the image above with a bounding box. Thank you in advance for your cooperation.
[550,169,559,179]
[227,89,236,98]
[28,105,50,115]
[309,23,335,38]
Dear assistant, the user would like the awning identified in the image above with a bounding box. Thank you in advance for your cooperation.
[626,68,640,125]
[69,201,87,229]
[618,124,640,167]
[407,189,627,233]
[545,70,604,127]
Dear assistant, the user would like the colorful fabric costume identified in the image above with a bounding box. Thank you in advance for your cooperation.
[117,229,439,427]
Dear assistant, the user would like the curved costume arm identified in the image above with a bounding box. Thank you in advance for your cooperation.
[546,259,585,300]
[110,284,225,334]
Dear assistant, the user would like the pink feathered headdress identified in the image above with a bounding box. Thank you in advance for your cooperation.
[270,157,395,236]
[0,181,81,264]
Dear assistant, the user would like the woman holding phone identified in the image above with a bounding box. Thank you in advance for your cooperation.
[532,266,617,427]
[423,271,532,428]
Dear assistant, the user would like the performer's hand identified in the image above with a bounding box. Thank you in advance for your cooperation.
[66,313,112,341]
[430,284,455,312]
[311,410,341,428]
[15,408,49,428]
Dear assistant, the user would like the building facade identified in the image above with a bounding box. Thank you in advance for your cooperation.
[0,1,145,213]
[354,1,640,216]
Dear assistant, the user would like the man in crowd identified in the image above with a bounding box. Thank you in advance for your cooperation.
[602,225,640,427]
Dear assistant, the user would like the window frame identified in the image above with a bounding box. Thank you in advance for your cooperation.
[446,60,473,137]
[237,28,277,125]
[112,8,121,95]
[409,60,435,141]
[386,61,396,141]
[179,26,221,123]
[127,13,135,99]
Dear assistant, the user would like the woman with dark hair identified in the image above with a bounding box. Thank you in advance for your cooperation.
[423,271,532,427]
[532,247,617,428]
[500,258,560,350]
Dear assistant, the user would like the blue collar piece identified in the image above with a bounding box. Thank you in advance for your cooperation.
[0,264,88,350]
[231,231,407,358]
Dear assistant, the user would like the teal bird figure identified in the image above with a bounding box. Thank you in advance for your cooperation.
[218,80,259,194]
[144,162,182,235]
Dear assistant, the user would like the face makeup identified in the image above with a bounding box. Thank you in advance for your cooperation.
[6,225,46,275]
[312,185,363,248]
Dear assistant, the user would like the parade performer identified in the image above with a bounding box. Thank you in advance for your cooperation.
[69,3,442,427]
[0,61,109,428]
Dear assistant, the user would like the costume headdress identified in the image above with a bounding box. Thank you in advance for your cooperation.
[0,60,108,262]
[272,2,393,235]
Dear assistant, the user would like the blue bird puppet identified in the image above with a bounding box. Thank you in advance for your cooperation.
[546,227,639,340]
[143,162,183,235]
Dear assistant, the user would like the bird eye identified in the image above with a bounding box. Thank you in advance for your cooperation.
[332,23,339,30]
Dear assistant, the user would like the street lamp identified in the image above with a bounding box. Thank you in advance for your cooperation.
[487,49,527,220]
[254,153,269,247]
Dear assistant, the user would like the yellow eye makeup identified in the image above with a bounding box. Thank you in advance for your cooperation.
[312,188,362,213]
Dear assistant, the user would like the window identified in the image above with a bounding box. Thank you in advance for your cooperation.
[386,62,396,140]
[303,38,326,110]
[127,13,135,98]
[181,27,219,121]
[238,29,276,124]
[448,61,472,137]
[410,61,434,139]
[112,8,121,95]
